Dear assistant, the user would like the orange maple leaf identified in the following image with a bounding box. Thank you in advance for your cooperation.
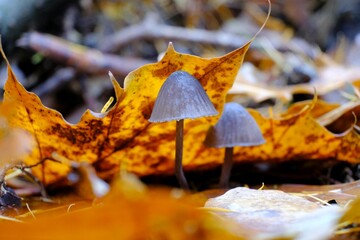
[2,42,250,185]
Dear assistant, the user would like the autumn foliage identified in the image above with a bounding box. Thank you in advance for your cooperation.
[2,0,360,239]
[2,41,360,187]
[2,42,252,185]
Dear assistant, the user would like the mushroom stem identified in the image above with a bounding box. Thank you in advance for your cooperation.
[219,147,233,188]
[175,119,189,190]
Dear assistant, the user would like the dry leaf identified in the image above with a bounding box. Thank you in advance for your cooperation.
[317,101,360,133]
[205,187,320,233]
[339,196,360,228]
[229,56,360,103]
[2,42,251,185]
[205,187,344,240]
[282,99,339,119]
[3,40,360,186]
[0,102,34,172]
[1,187,244,240]
[254,103,360,162]
[276,180,360,206]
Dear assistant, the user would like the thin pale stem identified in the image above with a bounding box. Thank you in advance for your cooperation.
[0,163,16,182]
[17,166,48,198]
[219,147,233,188]
[175,119,189,190]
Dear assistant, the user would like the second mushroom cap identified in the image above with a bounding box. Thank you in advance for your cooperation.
[204,102,265,148]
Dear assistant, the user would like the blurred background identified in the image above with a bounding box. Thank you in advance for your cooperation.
[2,0,360,123]
[1,0,360,121]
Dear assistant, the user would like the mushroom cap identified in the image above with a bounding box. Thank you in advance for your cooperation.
[149,70,218,122]
[204,102,265,148]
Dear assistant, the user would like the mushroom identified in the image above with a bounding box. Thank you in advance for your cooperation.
[149,70,218,190]
[204,102,265,188]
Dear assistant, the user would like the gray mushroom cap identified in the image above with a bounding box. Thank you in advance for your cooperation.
[149,70,218,122]
[204,102,265,148]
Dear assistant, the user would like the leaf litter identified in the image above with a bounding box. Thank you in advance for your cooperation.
[1,1,360,239]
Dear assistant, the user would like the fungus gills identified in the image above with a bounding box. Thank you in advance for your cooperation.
[149,70,218,190]
[204,102,265,188]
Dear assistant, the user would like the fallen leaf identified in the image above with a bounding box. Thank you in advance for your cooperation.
[205,187,320,233]
[282,99,339,119]
[205,187,345,240]
[3,40,360,186]
[316,101,360,133]
[2,42,251,184]
[0,102,34,173]
[228,81,293,103]
[276,180,360,206]
[229,56,360,103]
[242,103,360,163]
[339,196,360,228]
[188,100,360,168]
[1,186,244,240]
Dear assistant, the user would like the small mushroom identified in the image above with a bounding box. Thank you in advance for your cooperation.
[204,102,265,188]
[149,70,218,190]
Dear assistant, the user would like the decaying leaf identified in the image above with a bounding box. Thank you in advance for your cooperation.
[2,42,251,185]
[205,187,321,232]
[317,101,360,133]
[282,100,339,119]
[229,54,360,103]
[205,187,347,240]
[243,103,360,163]
[3,38,360,186]
[0,102,34,176]
[0,183,244,240]
[339,197,360,225]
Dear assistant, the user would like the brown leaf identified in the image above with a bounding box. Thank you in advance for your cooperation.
[0,187,244,240]
[2,42,251,184]
[205,187,344,239]
[0,102,34,173]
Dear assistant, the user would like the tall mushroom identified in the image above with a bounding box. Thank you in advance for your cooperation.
[204,102,265,188]
[149,70,218,190]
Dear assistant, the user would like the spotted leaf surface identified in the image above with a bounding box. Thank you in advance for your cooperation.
[2,42,250,184]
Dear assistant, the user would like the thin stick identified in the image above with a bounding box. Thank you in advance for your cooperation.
[99,13,248,52]
[67,203,76,213]
[26,203,36,220]
[100,0,273,53]
[17,32,150,76]
[175,119,189,190]
[17,166,48,198]
[219,147,233,188]
[0,215,22,222]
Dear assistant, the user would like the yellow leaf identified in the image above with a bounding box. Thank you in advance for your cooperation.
[0,102,34,171]
[240,104,360,164]
[283,100,339,119]
[2,42,250,184]
[1,187,244,240]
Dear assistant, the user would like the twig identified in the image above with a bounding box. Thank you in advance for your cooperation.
[0,163,17,181]
[32,68,75,97]
[0,215,22,222]
[100,12,317,59]
[16,166,48,198]
[99,13,249,53]
[67,203,75,213]
[21,158,61,169]
[25,203,36,219]
[17,32,151,76]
